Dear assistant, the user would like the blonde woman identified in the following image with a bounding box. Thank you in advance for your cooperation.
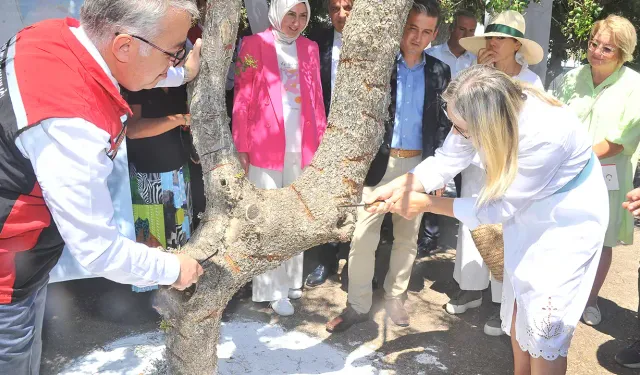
[366,65,608,374]
[442,9,544,337]
[553,15,640,327]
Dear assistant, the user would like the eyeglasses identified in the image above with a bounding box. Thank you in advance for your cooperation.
[588,40,617,58]
[115,32,187,67]
[441,101,470,139]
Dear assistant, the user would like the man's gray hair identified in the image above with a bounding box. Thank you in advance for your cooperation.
[81,0,200,52]
[452,9,477,28]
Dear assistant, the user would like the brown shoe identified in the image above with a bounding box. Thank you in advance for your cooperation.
[326,306,368,333]
[385,298,409,327]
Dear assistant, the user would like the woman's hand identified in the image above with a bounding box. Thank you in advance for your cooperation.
[364,174,427,214]
[623,188,640,216]
[364,184,400,214]
[238,152,250,173]
[388,191,431,220]
[181,114,192,127]
[182,38,202,83]
[477,48,497,66]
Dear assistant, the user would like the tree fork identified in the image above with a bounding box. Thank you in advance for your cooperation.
[154,0,414,373]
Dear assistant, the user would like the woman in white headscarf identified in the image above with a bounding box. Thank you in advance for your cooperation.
[232,0,327,316]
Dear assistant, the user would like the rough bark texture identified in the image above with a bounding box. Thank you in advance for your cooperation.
[154,1,413,374]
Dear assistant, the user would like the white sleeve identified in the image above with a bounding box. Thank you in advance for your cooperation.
[411,130,477,193]
[156,66,185,88]
[14,118,181,286]
[453,139,571,230]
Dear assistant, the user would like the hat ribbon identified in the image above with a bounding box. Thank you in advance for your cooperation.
[485,23,525,38]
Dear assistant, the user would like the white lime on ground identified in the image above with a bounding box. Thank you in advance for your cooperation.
[59,320,393,375]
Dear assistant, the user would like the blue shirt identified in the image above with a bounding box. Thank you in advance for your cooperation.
[391,54,426,150]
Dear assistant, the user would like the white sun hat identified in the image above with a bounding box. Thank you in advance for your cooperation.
[460,10,544,65]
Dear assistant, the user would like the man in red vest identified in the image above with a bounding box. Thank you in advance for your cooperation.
[0,1,205,373]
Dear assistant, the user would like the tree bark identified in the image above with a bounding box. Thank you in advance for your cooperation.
[154,0,413,373]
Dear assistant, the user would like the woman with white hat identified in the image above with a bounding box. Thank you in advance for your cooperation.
[232,0,327,316]
[443,10,544,336]
[460,10,544,87]
[365,64,608,374]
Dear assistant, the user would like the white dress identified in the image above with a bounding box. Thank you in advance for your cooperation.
[454,66,543,301]
[250,38,304,302]
[413,94,609,359]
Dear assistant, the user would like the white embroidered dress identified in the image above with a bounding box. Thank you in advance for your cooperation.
[412,94,609,358]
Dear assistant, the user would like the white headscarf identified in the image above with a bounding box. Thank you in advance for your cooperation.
[268,0,311,44]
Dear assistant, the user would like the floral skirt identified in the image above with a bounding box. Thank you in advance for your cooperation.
[129,163,193,291]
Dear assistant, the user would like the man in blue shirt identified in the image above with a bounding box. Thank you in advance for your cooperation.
[327,0,451,333]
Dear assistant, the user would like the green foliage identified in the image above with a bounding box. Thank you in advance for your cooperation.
[485,0,539,14]
[560,0,603,59]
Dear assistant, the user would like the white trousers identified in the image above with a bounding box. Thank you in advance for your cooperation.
[249,152,304,302]
[454,165,503,303]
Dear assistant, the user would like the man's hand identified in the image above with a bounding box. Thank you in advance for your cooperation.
[477,48,497,66]
[183,38,203,84]
[623,188,640,217]
[172,254,204,290]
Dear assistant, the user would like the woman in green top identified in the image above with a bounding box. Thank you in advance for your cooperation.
[554,14,640,327]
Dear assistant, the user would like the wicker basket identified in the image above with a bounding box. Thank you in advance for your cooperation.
[469,224,504,282]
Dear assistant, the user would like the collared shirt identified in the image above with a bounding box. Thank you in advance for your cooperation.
[14,26,185,287]
[330,30,343,92]
[425,42,475,78]
[391,54,425,150]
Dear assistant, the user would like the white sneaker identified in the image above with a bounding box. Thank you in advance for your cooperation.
[483,313,505,336]
[270,298,294,316]
[445,290,483,315]
[288,288,303,300]
[583,304,601,326]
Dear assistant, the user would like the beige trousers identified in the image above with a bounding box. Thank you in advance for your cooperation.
[348,155,424,314]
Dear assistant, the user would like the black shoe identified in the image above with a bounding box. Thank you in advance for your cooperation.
[306,264,333,287]
[616,340,640,368]
[417,239,437,258]
[326,306,369,333]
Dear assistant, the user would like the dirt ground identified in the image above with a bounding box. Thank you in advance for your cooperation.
[41,217,640,374]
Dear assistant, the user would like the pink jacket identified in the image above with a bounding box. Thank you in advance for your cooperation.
[232,28,327,171]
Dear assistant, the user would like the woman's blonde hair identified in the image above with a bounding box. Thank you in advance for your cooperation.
[442,65,563,206]
[591,14,638,64]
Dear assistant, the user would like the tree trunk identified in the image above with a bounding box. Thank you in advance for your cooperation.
[154,0,413,373]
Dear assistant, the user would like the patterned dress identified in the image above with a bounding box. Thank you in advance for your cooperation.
[124,87,204,292]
